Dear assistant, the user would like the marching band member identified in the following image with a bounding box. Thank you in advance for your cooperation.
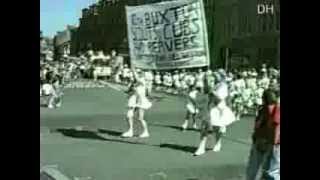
[164,72,173,93]
[231,73,246,121]
[154,71,162,91]
[173,70,181,94]
[195,69,205,93]
[47,73,63,109]
[144,70,154,97]
[181,85,200,130]
[194,70,236,156]
[121,67,152,138]
[122,64,131,85]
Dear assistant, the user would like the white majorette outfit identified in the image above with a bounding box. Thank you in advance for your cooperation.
[122,70,152,138]
[209,81,236,127]
[144,71,154,96]
[173,72,181,94]
[127,80,152,110]
[195,72,205,91]
[194,79,236,156]
[181,88,199,130]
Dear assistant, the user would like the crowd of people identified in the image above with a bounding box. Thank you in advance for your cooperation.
[40,49,280,179]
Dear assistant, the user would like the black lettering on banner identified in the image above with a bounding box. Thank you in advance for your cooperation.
[131,14,138,25]
[191,18,200,34]
[150,12,160,26]
[159,9,170,24]
[175,6,185,21]
[174,38,183,51]
[187,2,199,14]
[153,28,162,40]
[173,23,183,38]
[134,41,145,52]
[190,35,200,48]
[182,37,191,49]
[144,12,152,27]
[131,28,138,41]
[182,19,191,36]
[164,39,174,52]
[163,24,172,39]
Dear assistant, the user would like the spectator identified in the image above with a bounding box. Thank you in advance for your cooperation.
[246,89,280,180]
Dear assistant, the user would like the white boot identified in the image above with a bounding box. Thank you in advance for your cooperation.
[181,120,188,130]
[194,137,207,156]
[48,104,54,109]
[121,130,133,138]
[213,139,222,152]
[139,130,150,138]
[139,119,150,138]
[192,123,198,130]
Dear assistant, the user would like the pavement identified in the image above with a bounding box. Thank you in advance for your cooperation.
[40,85,255,180]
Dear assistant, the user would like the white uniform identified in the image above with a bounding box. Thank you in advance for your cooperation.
[186,75,196,87]
[122,68,131,79]
[42,84,54,96]
[258,76,270,90]
[155,74,162,85]
[186,90,198,114]
[210,82,236,127]
[195,73,205,88]
[128,79,152,109]
[173,74,181,88]
[144,71,154,94]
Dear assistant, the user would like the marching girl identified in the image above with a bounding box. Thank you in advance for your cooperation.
[47,73,64,109]
[154,71,162,91]
[144,70,154,97]
[173,70,181,95]
[195,69,205,93]
[230,73,246,121]
[194,70,236,156]
[180,72,189,95]
[181,85,200,130]
[121,68,152,138]
[164,72,173,93]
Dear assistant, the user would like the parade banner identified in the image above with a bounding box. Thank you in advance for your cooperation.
[126,0,210,70]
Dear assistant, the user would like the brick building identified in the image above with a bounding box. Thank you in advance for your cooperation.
[72,0,280,68]
[54,25,77,59]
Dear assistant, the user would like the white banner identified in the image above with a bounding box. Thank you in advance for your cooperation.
[126,0,210,70]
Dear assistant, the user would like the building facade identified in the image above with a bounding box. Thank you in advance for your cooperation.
[54,25,77,59]
[72,0,280,68]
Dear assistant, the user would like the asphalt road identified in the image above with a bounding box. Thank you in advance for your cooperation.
[40,86,254,180]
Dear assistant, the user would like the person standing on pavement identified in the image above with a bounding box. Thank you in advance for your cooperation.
[121,67,152,138]
[193,70,236,156]
[246,89,280,180]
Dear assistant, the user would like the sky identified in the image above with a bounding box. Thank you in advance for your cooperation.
[40,0,97,38]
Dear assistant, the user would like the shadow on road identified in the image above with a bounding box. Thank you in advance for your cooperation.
[55,128,151,146]
[150,123,183,131]
[150,123,200,133]
[223,136,251,146]
[56,128,106,141]
[159,143,204,153]
[97,129,122,137]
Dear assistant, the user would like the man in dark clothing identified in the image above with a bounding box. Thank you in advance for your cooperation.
[246,89,280,180]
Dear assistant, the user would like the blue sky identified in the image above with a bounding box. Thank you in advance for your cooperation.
[40,0,97,38]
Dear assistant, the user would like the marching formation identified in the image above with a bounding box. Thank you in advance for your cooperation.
[40,50,280,180]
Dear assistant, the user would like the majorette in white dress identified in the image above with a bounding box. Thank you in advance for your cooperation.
[210,81,236,127]
[127,78,152,110]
